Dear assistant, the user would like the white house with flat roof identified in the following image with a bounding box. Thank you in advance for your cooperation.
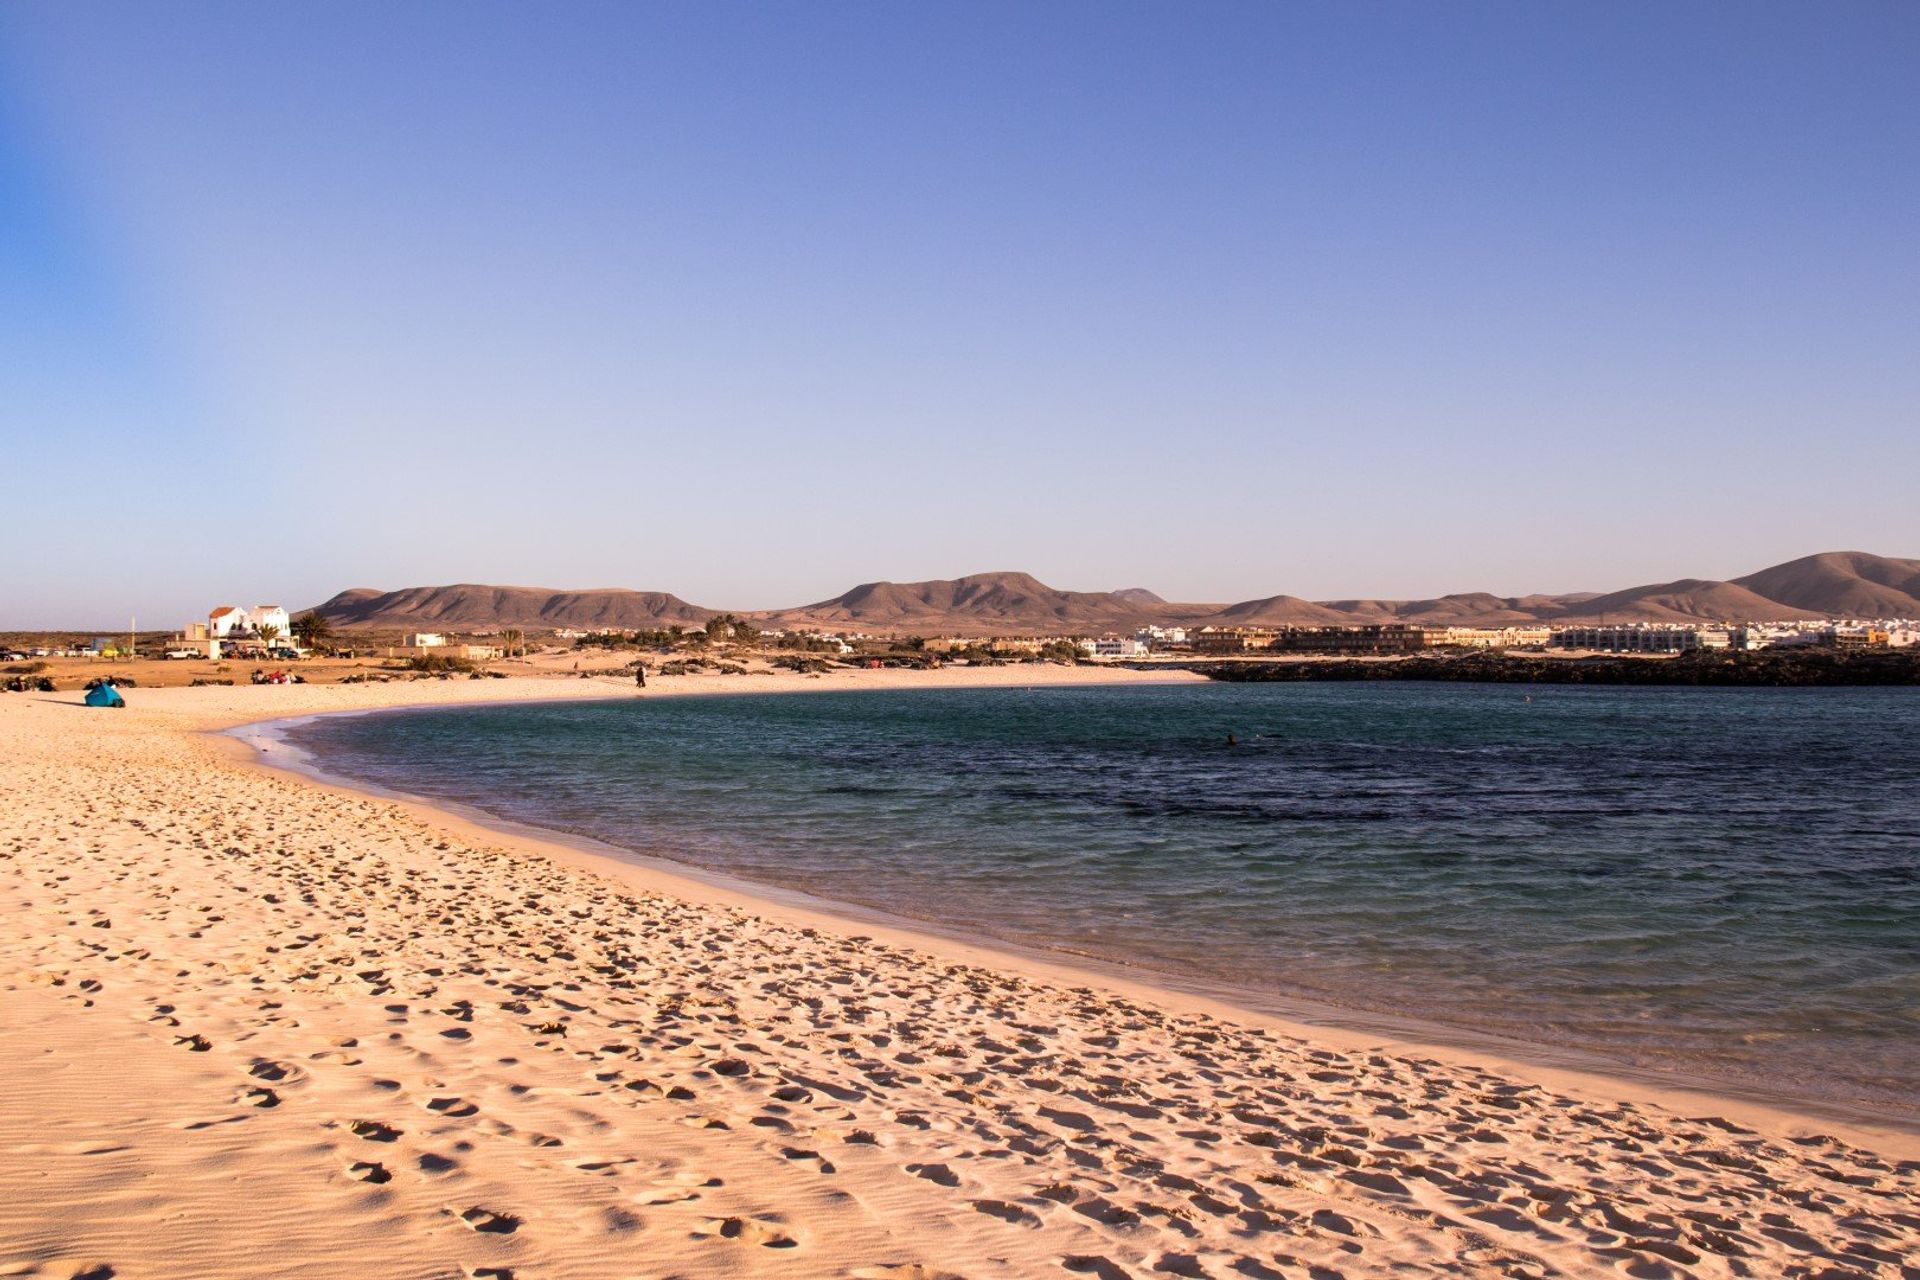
[252,605,292,640]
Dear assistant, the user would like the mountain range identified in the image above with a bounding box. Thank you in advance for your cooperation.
[312,585,714,631]
[310,551,1920,636]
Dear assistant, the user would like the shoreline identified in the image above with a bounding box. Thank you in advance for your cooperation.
[6,666,1918,1280]
[1173,649,1920,687]
[239,685,1919,1144]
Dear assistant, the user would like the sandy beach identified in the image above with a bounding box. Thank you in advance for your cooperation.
[3,668,1916,1280]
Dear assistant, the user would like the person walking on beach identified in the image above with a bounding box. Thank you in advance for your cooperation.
[634,664,647,690]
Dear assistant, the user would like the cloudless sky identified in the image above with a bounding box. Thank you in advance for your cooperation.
[2,2,1915,627]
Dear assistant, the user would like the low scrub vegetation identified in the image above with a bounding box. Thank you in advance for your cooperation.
[408,653,479,674]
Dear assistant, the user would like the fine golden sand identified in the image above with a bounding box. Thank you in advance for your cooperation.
[3,669,1916,1280]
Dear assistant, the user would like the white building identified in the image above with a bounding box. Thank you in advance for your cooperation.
[209,605,251,638]
[1434,626,1554,649]
[1552,625,1702,654]
[409,633,447,648]
[1135,626,1188,649]
[208,603,295,645]
[252,605,292,641]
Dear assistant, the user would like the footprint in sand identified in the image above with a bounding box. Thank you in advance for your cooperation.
[1310,1208,1380,1239]
[692,1216,797,1248]
[1071,1197,1138,1227]
[243,1086,280,1108]
[904,1162,959,1187]
[1222,1260,1288,1280]
[174,1034,213,1053]
[426,1096,480,1117]
[600,1207,645,1232]
[850,1267,965,1280]
[781,1147,836,1174]
[456,1207,522,1234]
[633,1170,723,1204]
[348,1160,392,1184]
[349,1120,403,1143]
[972,1199,1043,1227]
[624,1078,696,1101]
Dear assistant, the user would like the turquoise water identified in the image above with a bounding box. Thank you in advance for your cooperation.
[287,683,1920,1116]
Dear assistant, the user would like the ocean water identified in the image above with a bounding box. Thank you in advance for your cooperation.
[284,682,1920,1118]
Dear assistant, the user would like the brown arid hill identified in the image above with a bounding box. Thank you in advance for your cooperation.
[1318,592,1562,625]
[1201,594,1354,627]
[310,584,716,630]
[1546,578,1826,625]
[1730,551,1920,618]
[307,551,1917,636]
[754,571,1173,636]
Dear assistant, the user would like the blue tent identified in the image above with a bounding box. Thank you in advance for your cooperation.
[84,683,125,708]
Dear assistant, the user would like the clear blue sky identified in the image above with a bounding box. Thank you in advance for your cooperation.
[2,2,1915,627]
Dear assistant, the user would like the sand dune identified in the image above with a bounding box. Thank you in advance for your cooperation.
[4,672,1917,1279]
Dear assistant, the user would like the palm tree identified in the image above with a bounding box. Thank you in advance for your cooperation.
[258,622,282,652]
[292,611,334,651]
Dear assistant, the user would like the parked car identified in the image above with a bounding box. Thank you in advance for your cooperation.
[165,649,204,660]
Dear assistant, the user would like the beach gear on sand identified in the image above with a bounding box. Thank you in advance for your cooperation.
[84,683,126,708]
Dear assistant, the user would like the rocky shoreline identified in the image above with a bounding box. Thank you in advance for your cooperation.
[1178,649,1920,686]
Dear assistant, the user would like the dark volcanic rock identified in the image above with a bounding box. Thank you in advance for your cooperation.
[1189,650,1920,687]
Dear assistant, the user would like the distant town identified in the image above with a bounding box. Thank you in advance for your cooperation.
[5,604,1918,667]
[8,552,1920,690]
